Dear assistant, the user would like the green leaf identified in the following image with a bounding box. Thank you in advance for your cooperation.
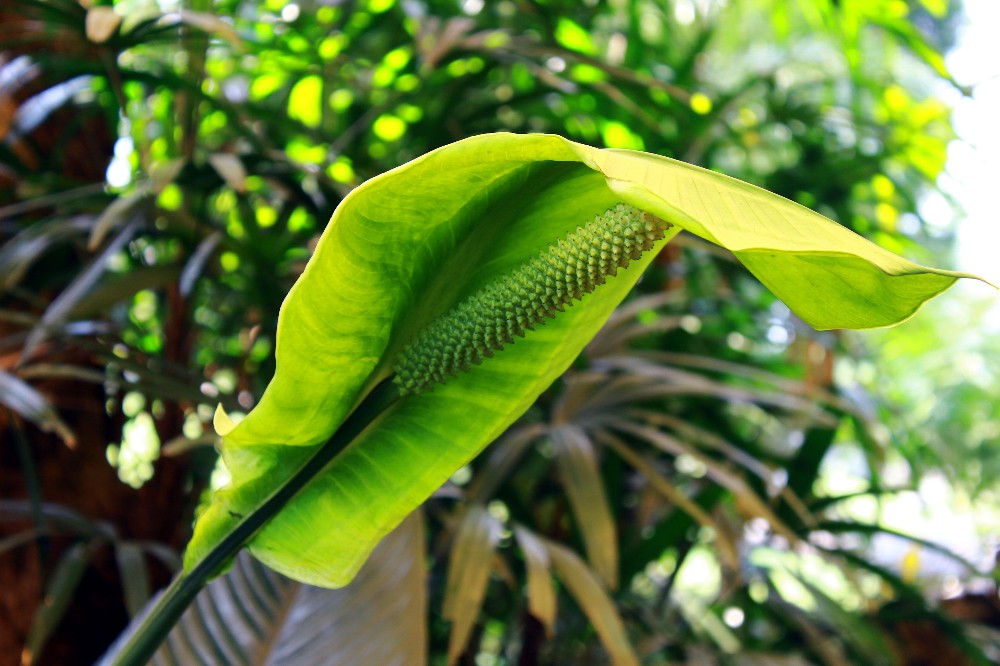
[115,543,152,619]
[24,541,98,665]
[793,574,895,664]
[185,133,982,589]
[586,148,985,329]
[554,17,598,56]
[287,75,322,129]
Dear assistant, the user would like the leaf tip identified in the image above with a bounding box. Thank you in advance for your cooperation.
[213,404,237,437]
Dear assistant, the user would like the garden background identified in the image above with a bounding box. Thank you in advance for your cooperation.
[2,0,1000,664]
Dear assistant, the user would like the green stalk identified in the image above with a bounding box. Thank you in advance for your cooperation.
[110,378,401,665]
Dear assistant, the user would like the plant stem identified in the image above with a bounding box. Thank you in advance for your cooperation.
[110,378,401,665]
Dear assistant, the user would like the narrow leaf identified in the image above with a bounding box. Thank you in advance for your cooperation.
[150,158,186,194]
[598,431,740,571]
[607,417,802,546]
[550,424,618,589]
[443,505,501,665]
[467,423,546,503]
[793,574,894,663]
[176,10,244,50]
[88,190,148,251]
[23,541,96,665]
[765,584,854,666]
[0,370,75,446]
[115,542,152,619]
[543,538,638,666]
[513,526,557,638]
[0,500,104,537]
[816,520,980,573]
[16,364,106,384]
[672,592,742,655]
[0,217,92,293]
[161,434,218,457]
[0,528,54,556]
[20,219,139,365]
[179,232,222,298]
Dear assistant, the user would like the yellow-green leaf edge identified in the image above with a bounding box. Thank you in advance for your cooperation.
[186,133,984,588]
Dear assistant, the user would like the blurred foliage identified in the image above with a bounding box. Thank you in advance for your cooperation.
[856,291,1000,509]
[2,0,998,664]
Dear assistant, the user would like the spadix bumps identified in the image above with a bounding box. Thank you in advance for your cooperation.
[393,203,671,395]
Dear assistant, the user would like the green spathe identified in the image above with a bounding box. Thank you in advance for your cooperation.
[186,133,981,587]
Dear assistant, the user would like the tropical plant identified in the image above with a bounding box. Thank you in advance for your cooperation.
[2,0,995,664]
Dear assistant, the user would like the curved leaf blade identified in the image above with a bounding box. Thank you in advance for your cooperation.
[513,525,557,638]
[188,135,681,586]
[544,537,638,666]
[587,148,988,329]
[0,370,76,446]
[186,133,984,589]
[550,424,618,589]
[23,541,98,666]
[443,505,501,665]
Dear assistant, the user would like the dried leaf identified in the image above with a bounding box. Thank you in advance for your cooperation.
[88,190,147,251]
[417,17,476,70]
[550,424,618,589]
[207,153,247,193]
[150,158,186,193]
[544,538,638,666]
[443,505,501,665]
[598,430,739,571]
[467,423,546,503]
[513,526,556,637]
[85,6,121,44]
[161,434,218,457]
[606,417,802,546]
